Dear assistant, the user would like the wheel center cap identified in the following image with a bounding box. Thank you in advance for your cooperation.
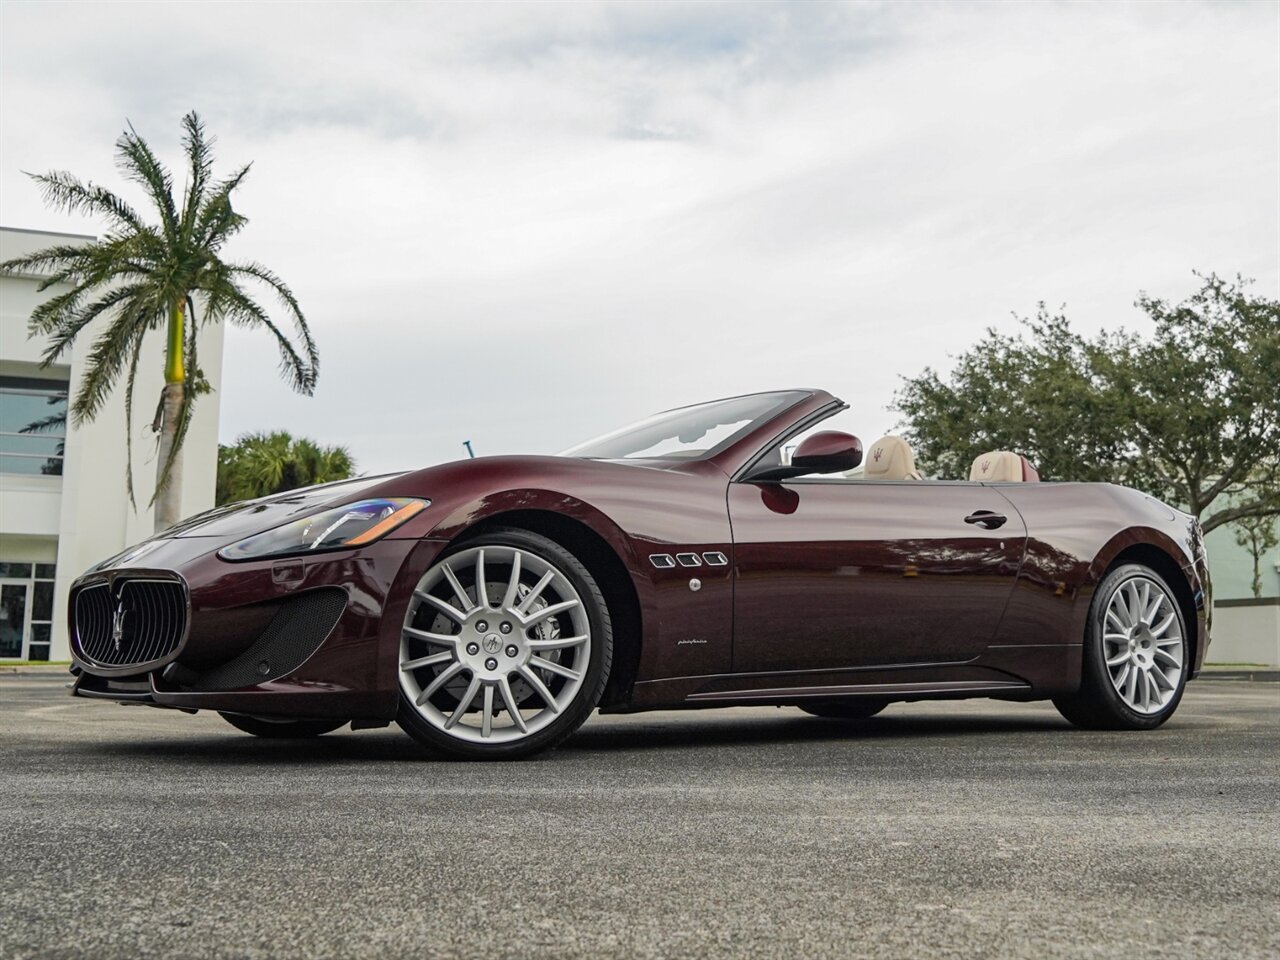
[482,634,502,654]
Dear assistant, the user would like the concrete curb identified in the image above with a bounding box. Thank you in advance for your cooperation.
[1199,669,1280,683]
[0,665,72,676]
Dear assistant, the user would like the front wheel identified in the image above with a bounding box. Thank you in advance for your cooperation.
[219,713,347,738]
[396,527,613,760]
[1053,563,1189,730]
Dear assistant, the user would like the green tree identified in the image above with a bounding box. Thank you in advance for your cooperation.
[217,431,356,505]
[1232,512,1279,599]
[0,112,318,532]
[894,274,1279,533]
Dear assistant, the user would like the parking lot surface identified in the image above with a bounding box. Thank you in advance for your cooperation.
[1,674,1277,959]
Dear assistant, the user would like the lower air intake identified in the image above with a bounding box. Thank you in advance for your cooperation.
[190,587,348,691]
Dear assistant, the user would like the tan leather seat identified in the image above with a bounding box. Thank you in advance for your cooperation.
[863,435,923,481]
[969,450,1040,482]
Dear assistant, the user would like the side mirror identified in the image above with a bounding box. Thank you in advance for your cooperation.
[747,431,863,482]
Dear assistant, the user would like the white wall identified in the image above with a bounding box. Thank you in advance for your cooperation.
[0,226,224,660]
[1209,602,1280,667]
[1204,518,1280,602]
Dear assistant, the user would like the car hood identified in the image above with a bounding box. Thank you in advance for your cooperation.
[167,473,407,540]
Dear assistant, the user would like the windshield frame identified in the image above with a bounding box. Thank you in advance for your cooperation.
[561,390,815,462]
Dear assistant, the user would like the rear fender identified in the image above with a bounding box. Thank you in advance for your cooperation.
[1085,527,1209,674]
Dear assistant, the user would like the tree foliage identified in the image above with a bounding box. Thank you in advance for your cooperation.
[894,274,1279,533]
[0,112,318,530]
[217,431,356,505]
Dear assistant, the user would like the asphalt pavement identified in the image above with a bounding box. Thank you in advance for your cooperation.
[1,674,1277,960]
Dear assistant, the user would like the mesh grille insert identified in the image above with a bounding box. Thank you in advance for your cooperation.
[191,587,348,691]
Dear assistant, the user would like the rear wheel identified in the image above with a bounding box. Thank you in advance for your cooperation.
[799,699,889,720]
[219,713,347,738]
[1053,563,1188,730]
[396,527,612,760]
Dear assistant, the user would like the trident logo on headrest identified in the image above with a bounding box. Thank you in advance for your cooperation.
[981,459,991,473]
[873,447,883,462]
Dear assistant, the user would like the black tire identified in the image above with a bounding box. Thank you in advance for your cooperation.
[1053,562,1189,731]
[799,699,889,720]
[219,713,347,738]
[395,527,613,760]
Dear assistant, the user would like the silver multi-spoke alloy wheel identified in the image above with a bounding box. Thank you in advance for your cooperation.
[1053,562,1190,731]
[1101,575,1184,715]
[399,542,594,746]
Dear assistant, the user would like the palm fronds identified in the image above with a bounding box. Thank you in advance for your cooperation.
[0,111,320,519]
[216,430,356,505]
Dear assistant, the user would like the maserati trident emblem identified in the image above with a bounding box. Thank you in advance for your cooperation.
[111,600,127,652]
[873,447,883,462]
[981,459,991,473]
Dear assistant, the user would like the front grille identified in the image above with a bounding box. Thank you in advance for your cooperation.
[74,579,188,668]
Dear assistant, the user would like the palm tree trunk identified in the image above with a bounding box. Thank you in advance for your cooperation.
[153,301,187,532]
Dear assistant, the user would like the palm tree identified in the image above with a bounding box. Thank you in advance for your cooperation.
[216,431,356,505]
[0,112,318,532]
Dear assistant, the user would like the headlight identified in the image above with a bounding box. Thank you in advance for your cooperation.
[217,498,429,561]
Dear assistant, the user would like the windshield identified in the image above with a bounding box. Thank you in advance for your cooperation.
[561,391,809,460]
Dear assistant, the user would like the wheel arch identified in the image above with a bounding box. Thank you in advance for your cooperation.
[1090,534,1201,673]
[450,506,646,708]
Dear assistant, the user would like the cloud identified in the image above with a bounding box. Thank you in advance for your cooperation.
[1,0,1276,474]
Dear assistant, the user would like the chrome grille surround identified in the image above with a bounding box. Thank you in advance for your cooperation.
[73,575,190,671]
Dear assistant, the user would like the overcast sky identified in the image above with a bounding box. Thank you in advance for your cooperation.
[1,0,1277,474]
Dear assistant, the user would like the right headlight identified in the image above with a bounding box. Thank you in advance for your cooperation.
[217,497,429,562]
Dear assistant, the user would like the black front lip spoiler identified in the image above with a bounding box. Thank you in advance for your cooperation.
[70,670,157,704]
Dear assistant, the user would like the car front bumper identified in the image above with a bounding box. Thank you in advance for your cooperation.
[68,536,448,721]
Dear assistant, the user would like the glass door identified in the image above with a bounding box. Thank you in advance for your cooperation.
[0,581,31,659]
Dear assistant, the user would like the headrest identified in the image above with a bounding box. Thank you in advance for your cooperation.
[864,435,923,481]
[969,451,1039,482]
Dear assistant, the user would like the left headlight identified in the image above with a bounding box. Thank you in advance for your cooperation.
[217,497,429,562]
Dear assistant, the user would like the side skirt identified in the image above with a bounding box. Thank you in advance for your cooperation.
[682,679,1029,706]
[614,645,1080,711]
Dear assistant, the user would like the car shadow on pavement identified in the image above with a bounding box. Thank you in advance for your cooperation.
[54,709,1078,766]
[60,730,434,764]
[561,711,1072,754]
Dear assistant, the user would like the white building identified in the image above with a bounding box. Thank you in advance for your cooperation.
[1202,520,1280,667]
[0,226,224,662]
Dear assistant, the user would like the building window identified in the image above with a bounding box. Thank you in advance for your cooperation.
[0,376,68,476]
[0,561,56,661]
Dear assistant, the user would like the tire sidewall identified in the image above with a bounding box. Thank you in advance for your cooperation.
[395,527,613,760]
[1084,563,1189,730]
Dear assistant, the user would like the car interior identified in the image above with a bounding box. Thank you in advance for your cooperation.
[777,427,1040,483]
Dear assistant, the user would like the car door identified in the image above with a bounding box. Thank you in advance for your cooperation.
[728,479,1026,673]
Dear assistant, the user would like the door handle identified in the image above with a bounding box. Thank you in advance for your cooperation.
[964,510,1007,529]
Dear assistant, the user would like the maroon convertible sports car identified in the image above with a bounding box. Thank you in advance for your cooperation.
[69,389,1210,758]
